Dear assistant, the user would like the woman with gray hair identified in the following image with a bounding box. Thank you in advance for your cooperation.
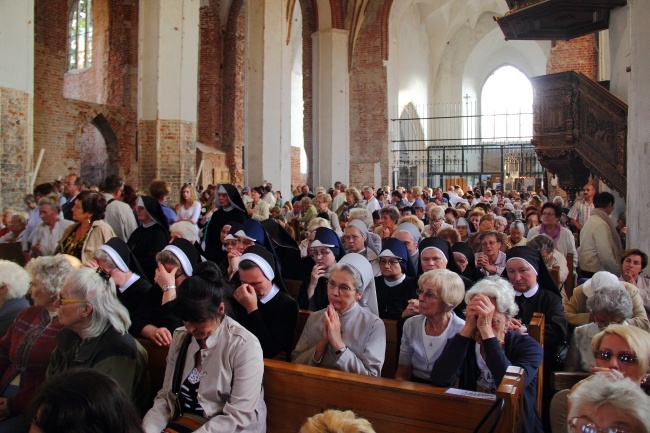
[374,205,400,240]
[0,256,76,429]
[0,260,31,337]
[567,375,650,433]
[431,276,544,433]
[47,267,149,415]
[506,220,527,249]
[528,234,569,297]
[565,285,634,372]
[293,253,386,376]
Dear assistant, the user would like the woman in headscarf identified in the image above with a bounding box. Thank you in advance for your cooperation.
[344,219,381,277]
[375,238,418,320]
[204,184,248,264]
[394,222,422,270]
[297,227,346,311]
[232,245,299,360]
[451,241,484,283]
[127,196,170,283]
[260,218,305,280]
[88,237,151,318]
[454,217,472,243]
[217,221,242,275]
[130,238,200,347]
[228,219,282,286]
[292,253,386,376]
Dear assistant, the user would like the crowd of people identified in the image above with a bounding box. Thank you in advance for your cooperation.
[0,176,647,433]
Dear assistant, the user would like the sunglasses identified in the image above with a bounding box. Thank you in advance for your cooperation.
[593,350,638,364]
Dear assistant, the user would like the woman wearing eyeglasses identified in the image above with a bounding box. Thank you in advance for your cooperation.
[374,238,417,320]
[297,227,346,311]
[292,253,386,376]
[0,256,76,431]
[46,267,149,415]
[565,285,634,373]
[395,269,465,382]
[431,277,544,433]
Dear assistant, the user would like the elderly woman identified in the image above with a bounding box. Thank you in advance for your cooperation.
[314,194,342,236]
[394,222,422,270]
[0,261,30,338]
[454,217,472,242]
[396,269,465,382]
[131,238,200,346]
[476,230,507,276]
[336,187,365,228]
[507,220,527,249]
[0,256,75,429]
[57,191,116,262]
[232,245,299,360]
[565,285,633,372]
[297,227,346,311]
[142,261,266,432]
[47,267,149,415]
[528,234,569,297]
[527,203,578,269]
[564,271,650,330]
[127,195,170,282]
[620,248,650,314]
[299,217,332,258]
[344,220,380,276]
[28,195,74,258]
[422,206,450,238]
[0,213,26,245]
[374,205,399,240]
[245,186,270,222]
[293,253,386,376]
[431,277,544,433]
[437,226,461,246]
[300,410,376,433]
[567,375,650,433]
[494,216,507,233]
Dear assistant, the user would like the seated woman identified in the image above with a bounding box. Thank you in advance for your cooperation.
[131,238,200,346]
[299,217,332,259]
[344,219,380,277]
[373,205,399,240]
[0,261,30,339]
[57,191,116,262]
[568,374,650,433]
[127,195,170,282]
[375,238,417,320]
[396,269,465,383]
[0,256,75,430]
[142,262,266,433]
[506,221,527,249]
[526,202,577,271]
[454,217,472,243]
[431,277,543,433]
[564,271,650,330]
[565,285,633,372]
[293,253,386,376]
[451,242,484,283]
[47,267,149,415]
[527,234,570,300]
[297,227,346,311]
[619,248,650,315]
[27,369,144,433]
[314,193,342,236]
[228,219,283,285]
[232,245,299,360]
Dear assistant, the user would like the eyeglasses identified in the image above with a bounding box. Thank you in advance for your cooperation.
[327,279,355,293]
[415,287,438,301]
[379,258,401,266]
[57,293,87,305]
[568,416,633,433]
[310,249,332,259]
[593,350,638,364]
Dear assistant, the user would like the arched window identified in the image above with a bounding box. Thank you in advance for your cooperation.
[67,0,93,70]
[481,65,532,142]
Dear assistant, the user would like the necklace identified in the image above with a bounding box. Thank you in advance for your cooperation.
[425,317,449,337]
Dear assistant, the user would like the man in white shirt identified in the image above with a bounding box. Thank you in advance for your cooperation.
[102,174,137,242]
[331,183,347,212]
[362,186,381,214]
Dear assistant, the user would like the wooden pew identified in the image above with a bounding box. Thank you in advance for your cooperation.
[293,310,399,379]
[565,253,575,299]
[550,266,560,289]
[553,372,590,392]
[137,338,170,408]
[284,279,302,299]
[263,359,525,433]
[527,312,545,416]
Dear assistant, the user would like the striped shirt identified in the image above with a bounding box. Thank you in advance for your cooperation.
[567,199,594,227]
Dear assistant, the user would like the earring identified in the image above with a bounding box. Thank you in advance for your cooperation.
[87,218,91,224]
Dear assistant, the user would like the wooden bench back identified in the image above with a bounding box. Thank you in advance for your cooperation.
[565,253,575,299]
[284,279,302,299]
[527,312,545,416]
[263,359,525,433]
[137,338,170,408]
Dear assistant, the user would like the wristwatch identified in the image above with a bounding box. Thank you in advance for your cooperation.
[161,285,176,292]
[335,346,348,355]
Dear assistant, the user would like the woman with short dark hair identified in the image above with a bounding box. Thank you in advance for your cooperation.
[620,248,650,315]
[142,261,266,433]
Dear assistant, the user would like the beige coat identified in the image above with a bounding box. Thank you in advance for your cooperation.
[56,220,116,262]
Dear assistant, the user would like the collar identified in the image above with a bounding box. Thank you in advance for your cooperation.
[119,273,140,293]
[260,284,280,304]
[515,283,539,298]
[339,301,360,317]
[142,220,157,228]
[384,274,406,287]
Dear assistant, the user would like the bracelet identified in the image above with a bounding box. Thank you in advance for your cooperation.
[161,285,176,292]
[335,346,348,355]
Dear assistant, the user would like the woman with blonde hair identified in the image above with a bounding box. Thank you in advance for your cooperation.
[336,187,365,228]
[313,194,342,236]
[300,410,376,433]
[176,183,202,226]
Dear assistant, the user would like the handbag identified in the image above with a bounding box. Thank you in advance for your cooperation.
[163,333,209,433]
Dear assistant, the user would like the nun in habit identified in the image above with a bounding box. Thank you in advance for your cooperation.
[231,245,299,360]
[127,195,170,283]
[374,237,418,320]
[204,184,248,264]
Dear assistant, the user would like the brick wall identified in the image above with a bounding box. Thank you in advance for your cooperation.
[546,34,598,80]
[349,0,390,187]
[198,0,223,150]
[298,0,315,186]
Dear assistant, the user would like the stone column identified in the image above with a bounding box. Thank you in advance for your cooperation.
[312,28,350,188]
[244,0,292,193]
[138,0,199,195]
[625,0,650,253]
[0,0,34,209]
